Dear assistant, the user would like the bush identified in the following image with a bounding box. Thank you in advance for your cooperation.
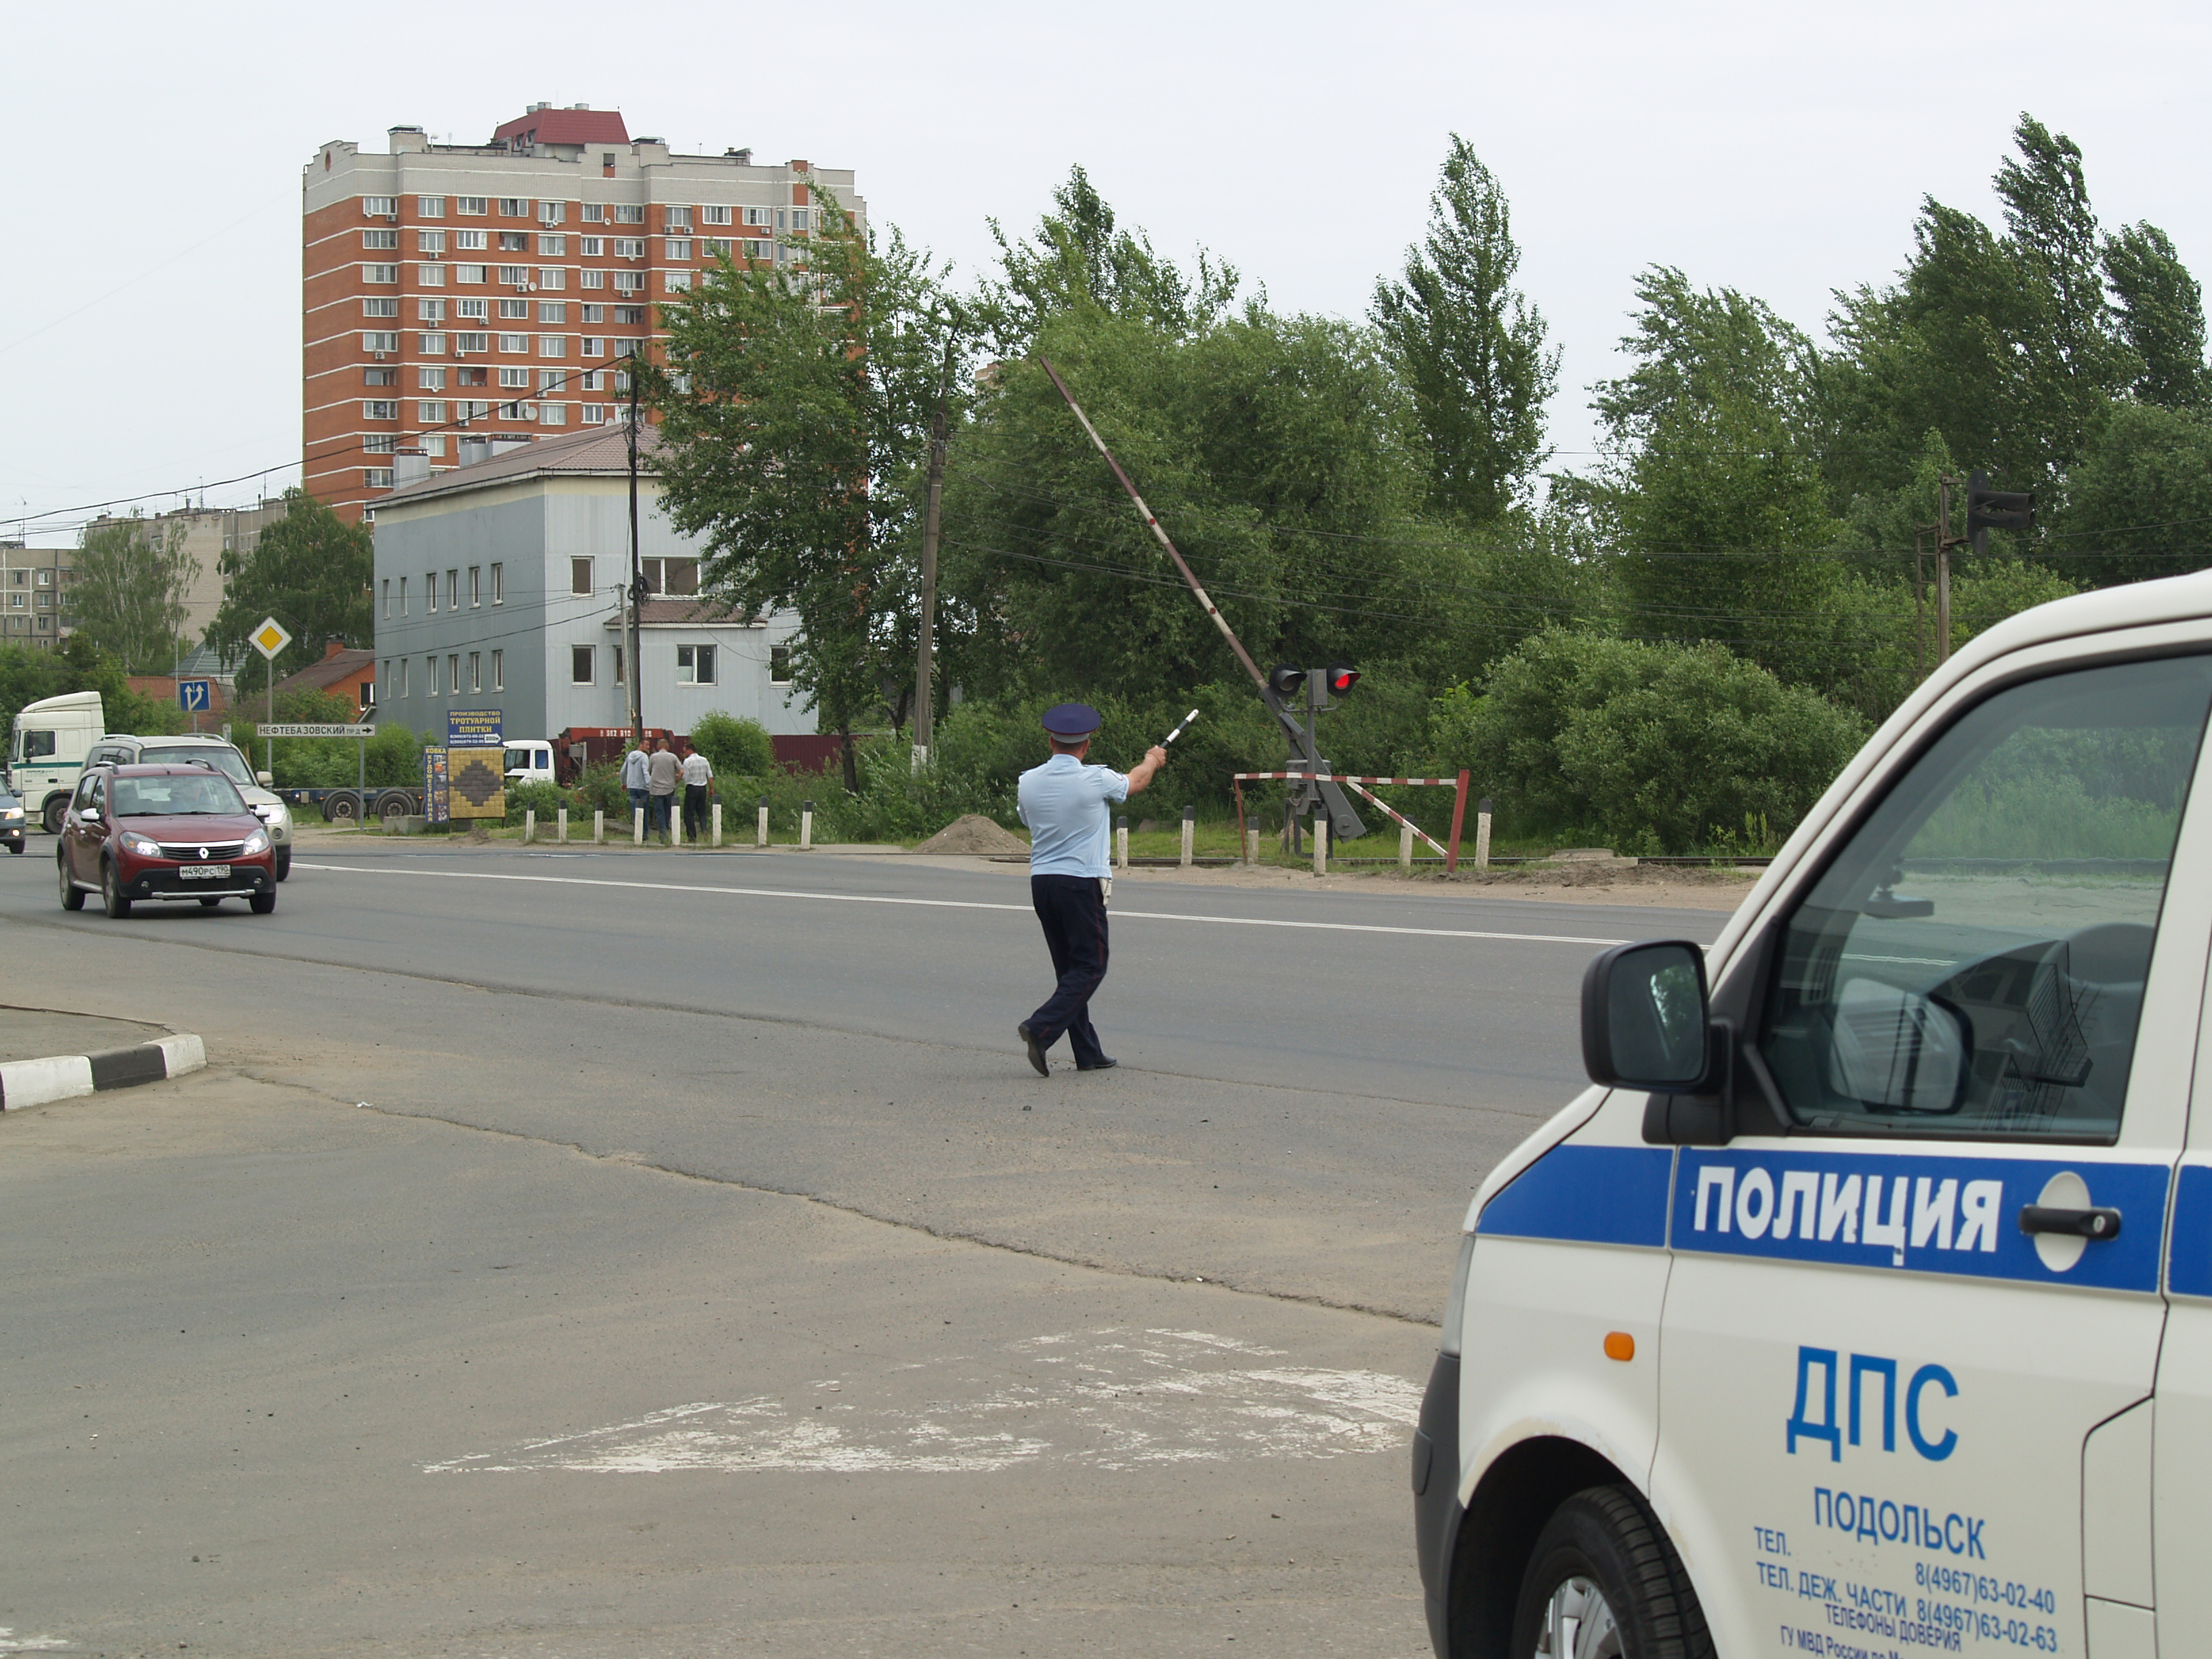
[689,712,777,779]
[1431,628,1867,855]
[504,779,572,827]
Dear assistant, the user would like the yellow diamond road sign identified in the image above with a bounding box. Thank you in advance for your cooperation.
[250,617,293,660]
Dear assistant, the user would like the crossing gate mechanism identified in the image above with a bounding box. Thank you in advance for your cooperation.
[1233,769,1471,872]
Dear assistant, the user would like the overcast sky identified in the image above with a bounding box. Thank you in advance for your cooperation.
[5,0,2205,546]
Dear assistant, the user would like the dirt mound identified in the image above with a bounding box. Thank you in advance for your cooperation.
[913,814,1030,856]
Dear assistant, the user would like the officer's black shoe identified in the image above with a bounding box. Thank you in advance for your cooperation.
[1017,1023,1049,1077]
[1077,1057,1119,1071]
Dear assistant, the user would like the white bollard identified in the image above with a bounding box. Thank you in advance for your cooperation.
[672,803,683,847]
[1399,819,1414,870]
[633,806,644,846]
[1115,815,1128,871]
[594,808,605,844]
[712,802,722,848]
[1313,815,1328,876]
[558,807,569,844]
[800,800,814,851]
[524,808,535,845]
[1246,827,1261,865]
[1179,806,1195,869]
[756,800,769,847]
[1475,797,1494,872]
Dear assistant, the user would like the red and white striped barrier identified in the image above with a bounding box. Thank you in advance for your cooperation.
[1231,769,1472,871]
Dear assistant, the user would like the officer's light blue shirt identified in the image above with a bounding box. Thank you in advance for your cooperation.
[1017,753,1130,879]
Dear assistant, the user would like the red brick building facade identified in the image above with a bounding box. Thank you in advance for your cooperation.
[304,108,863,523]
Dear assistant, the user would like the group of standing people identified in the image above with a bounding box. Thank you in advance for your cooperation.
[621,735,716,844]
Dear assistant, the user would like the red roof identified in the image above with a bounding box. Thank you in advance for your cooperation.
[492,107,630,149]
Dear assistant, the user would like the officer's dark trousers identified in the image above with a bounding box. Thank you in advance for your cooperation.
[1027,874,1109,1068]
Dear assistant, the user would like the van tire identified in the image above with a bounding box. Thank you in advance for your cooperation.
[1509,1486,1711,1659]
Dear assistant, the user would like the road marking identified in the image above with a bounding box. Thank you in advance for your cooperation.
[293,861,1629,947]
[423,1328,1422,1476]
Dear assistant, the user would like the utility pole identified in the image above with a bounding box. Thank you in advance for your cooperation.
[1913,525,1929,682]
[911,350,950,769]
[1936,477,1958,666]
[626,352,644,744]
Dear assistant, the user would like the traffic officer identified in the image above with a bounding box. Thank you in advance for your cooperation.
[1015,703,1168,1076]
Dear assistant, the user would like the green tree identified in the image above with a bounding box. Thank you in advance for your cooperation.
[2053,402,2212,585]
[72,515,199,672]
[1372,136,1559,522]
[2103,222,2209,410]
[0,634,180,741]
[207,490,373,691]
[653,187,971,780]
[688,711,776,779]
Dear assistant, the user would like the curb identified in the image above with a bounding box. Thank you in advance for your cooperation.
[0,1035,207,1112]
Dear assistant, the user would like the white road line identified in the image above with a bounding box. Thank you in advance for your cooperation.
[293,861,1629,947]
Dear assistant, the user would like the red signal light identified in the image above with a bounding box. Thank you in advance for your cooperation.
[1326,663,1359,697]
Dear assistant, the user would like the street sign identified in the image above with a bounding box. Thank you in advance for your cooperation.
[178,679,213,713]
[445,710,504,820]
[260,723,376,739]
[249,617,292,660]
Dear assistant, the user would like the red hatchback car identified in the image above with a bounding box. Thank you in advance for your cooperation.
[58,764,279,918]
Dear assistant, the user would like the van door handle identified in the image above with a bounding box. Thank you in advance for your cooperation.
[2018,1205,2123,1240]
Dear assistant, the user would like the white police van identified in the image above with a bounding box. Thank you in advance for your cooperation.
[1415,571,2212,1659]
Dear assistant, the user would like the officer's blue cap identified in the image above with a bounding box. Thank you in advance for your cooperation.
[1042,702,1102,739]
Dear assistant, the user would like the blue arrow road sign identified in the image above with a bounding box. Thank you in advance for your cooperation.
[178,679,213,713]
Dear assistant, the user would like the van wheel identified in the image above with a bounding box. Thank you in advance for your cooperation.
[1511,1486,1710,1659]
[100,860,132,920]
[59,853,84,911]
[43,796,67,836]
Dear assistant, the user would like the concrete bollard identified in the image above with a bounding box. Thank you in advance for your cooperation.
[594,808,605,844]
[524,808,535,845]
[1475,796,1494,872]
[633,806,644,846]
[800,800,814,851]
[1116,815,1128,871]
[1246,827,1261,865]
[1399,820,1414,870]
[712,802,722,848]
[672,803,683,847]
[1313,815,1328,876]
[756,798,769,847]
[557,807,568,844]
[1180,805,1195,869]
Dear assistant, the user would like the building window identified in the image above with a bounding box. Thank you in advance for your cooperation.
[499,299,531,320]
[580,269,605,290]
[365,264,398,285]
[582,203,605,223]
[426,570,438,612]
[613,306,647,326]
[581,405,607,424]
[539,201,564,225]
[540,403,567,426]
[364,367,397,386]
[498,232,529,253]
[455,331,488,353]
[744,206,771,227]
[499,367,531,389]
[363,298,399,318]
[498,197,527,218]
[537,335,566,359]
[363,228,398,249]
[456,264,485,285]
[612,270,644,294]
[418,196,446,218]
[419,365,447,390]
[417,229,446,254]
[398,657,408,696]
[538,301,567,323]
[447,569,458,607]
[579,304,605,325]
[382,579,390,619]
[571,644,595,684]
[417,400,446,423]
[770,645,792,685]
[424,432,446,456]
[537,234,566,255]
[743,239,771,260]
[449,654,461,693]
[499,334,529,354]
[469,651,481,692]
[703,238,731,258]
[677,644,716,685]
[418,264,446,287]
[536,268,565,291]
[615,644,625,687]
[417,300,446,323]
[469,566,480,608]
[364,468,394,488]
[664,239,692,262]
[580,237,603,258]
[399,575,407,615]
[456,298,489,321]
[364,434,398,454]
[663,271,691,293]
[612,238,645,260]
[457,198,488,219]
[363,400,397,419]
[490,562,504,605]
[455,229,487,251]
[571,557,593,596]
[497,264,529,285]
[492,649,503,691]
[701,205,731,226]
[665,206,693,229]
[614,204,644,224]
[582,337,605,357]
[363,195,396,216]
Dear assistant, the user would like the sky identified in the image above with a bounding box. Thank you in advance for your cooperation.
[5,0,2207,546]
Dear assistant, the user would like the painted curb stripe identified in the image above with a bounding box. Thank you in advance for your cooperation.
[291,861,1631,948]
[0,1035,207,1111]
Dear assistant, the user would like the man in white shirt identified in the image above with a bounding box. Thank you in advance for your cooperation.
[680,745,714,843]
[1013,702,1166,1076]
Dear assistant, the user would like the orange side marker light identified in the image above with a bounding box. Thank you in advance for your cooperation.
[1603,1332,1636,1362]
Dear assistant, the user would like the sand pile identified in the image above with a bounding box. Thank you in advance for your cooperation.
[913,814,1031,856]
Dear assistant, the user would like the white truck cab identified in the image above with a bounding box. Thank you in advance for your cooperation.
[5,690,103,835]
[503,741,556,787]
[1418,569,2212,1659]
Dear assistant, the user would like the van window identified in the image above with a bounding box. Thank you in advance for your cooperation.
[1758,655,2212,1143]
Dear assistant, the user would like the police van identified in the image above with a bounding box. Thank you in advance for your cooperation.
[1415,571,2212,1659]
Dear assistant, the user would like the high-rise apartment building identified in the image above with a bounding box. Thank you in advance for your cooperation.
[304,107,863,522]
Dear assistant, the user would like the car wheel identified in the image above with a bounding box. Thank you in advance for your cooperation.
[249,890,276,915]
[7,841,22,855]
[199,897,222,909]
[59,852,84,911]
[1510,1486,1711,1659]
[275,848,291,882]
[100,859,132,920]
[43,796,67,836]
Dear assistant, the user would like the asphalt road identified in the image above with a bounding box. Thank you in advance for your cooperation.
[0,836,1738,1656]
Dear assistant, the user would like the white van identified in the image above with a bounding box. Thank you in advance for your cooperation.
[5,690,103,834]
[1417,571,2212,1659]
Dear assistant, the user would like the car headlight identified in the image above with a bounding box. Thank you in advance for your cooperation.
[243,829,272,857]
[1,806,22,821]
[118,830,163,857]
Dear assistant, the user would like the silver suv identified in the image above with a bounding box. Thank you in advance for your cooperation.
[81,735,293,881]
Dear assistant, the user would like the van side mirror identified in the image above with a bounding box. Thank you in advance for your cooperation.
[1582,940,1712,1090]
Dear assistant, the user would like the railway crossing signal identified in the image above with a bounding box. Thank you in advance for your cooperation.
[1967,470,2034,556]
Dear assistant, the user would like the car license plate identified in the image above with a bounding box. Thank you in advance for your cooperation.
[180,864,231,880]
